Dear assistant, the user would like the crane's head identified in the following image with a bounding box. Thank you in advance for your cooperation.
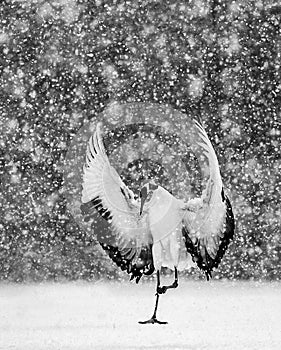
[139,181,158,215]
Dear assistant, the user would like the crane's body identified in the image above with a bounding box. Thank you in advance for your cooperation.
[142,186,191,272]
[80,120,235,324]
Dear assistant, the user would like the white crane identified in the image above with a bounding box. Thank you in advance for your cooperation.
[81,121,235,324]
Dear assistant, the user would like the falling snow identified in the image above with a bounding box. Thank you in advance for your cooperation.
[0,0,280,287]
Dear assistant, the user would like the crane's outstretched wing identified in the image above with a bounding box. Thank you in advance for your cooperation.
[182,120,235,279]
[80,123,154,282]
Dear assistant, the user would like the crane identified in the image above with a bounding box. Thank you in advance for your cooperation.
[81,120,235,324]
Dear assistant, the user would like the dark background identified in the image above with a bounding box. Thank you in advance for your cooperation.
[0,0,280,282]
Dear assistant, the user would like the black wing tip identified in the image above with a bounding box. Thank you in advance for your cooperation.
[81,200,153,283]
[182,190,235,279]
[100,242,154,283]
[205,194,235,272]
[182,226,207,276]
[205,191,235,272]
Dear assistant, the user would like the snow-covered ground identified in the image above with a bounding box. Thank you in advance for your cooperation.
[1,280,280,350]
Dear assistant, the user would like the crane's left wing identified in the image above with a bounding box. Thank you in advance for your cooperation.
[80,123,154,282]
[182,120,235,279]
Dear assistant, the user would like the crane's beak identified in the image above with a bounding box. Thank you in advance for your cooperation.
[139,187,147,215]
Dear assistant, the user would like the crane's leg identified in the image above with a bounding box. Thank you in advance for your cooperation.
[138,270,168,325]
[157,267,178,294]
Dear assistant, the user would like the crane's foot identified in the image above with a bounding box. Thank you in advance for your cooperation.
[138,317,168,325]
[157,280,178,294]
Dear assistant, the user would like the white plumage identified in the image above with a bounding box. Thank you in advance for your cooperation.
[142,185,193,272]
[81,120,234,324]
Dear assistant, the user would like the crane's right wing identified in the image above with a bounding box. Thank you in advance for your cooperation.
[80,123,154,282]
[182,120,235,279]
